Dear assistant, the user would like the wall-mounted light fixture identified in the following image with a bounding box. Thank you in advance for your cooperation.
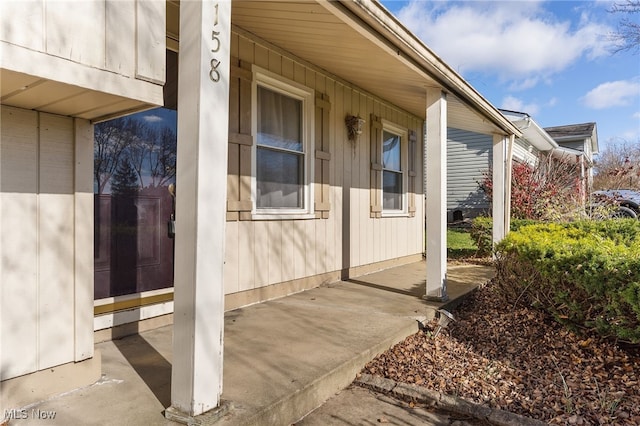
[345,115,366,142]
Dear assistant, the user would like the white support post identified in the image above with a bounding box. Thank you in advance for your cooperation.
[492,134,507,245]
[505,134,514,234]
[424,89,448,301]
[167,0,231,420]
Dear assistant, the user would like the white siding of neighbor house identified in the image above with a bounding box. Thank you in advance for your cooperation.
[223,32,424,296]
[559,140,588,154]
[0,106,94,381]
[512,137,541,165]
[446,128,492,218]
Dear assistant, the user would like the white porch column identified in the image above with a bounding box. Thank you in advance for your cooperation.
[492,134,508,244]
[424,89,448,301]
[505,134,514,234]
[167,0,231,419]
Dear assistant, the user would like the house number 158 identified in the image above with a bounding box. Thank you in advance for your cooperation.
[209,2,221,83]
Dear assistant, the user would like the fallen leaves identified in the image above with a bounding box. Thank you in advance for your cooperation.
[363,283,640,425]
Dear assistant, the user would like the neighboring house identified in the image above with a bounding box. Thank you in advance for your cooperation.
[446,110,557,221]
[545,122,598,200]
[446,111,597,221]
[1,0,520,419]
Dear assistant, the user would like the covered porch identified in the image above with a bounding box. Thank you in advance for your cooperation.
[19,261,494,426]
[169,0,519,420]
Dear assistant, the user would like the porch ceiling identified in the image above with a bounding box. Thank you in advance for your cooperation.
[172,0,519,136]
[227,0,513,136]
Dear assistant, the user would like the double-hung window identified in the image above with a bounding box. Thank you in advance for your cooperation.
[253,68,314,218]
[382,124,407,214]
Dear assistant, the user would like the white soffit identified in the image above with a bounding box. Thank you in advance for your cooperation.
[229,0,519,136]
[0,68,157,122]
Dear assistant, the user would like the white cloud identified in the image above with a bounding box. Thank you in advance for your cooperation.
[633,111,640,120]
[500,95,540,115]
[581,80,640,109]
[143,115,163,123]
[396,1,614,86]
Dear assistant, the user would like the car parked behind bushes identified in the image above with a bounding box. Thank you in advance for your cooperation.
[590,189,640,219]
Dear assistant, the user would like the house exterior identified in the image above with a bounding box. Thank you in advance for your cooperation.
[446,111,598,221]
[1,0,521,419]
[545,122,598,199]
[446,110,558,221]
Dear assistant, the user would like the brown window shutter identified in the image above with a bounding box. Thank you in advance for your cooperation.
[227,57,253,221]
[408,129,417,217]
[370,114,383,218]
[314,93,331,219]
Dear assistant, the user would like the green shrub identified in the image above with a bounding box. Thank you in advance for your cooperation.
[470,216,538,256]
[470,217,493,256]
[494,219,640,343]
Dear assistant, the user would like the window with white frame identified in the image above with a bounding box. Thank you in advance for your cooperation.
[253,69,314,216]
[382,125,407,213]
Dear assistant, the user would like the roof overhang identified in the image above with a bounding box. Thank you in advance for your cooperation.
[553,146,593,166]
[501,110,557,151]
[0,69,159,122]
[222,0,521,137]
[2,0,521,136]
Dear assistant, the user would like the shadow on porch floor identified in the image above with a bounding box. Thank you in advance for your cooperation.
[17,261,494,426]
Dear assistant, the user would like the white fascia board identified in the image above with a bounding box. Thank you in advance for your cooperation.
[522,119,558,151]
[501,111,558,152]
[553,146,593,166]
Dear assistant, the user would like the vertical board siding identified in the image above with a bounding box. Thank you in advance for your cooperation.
[222,34,424,296]
[38,114,75,370]
[237,221,255,292]
[447,128,492,213]
[73,119,94,362]
[1,106,85,379]
[106,0,135,75]
[135,0,165,83]
[267,221,283,284]
[225,222,239,295]
[46,0,105,68]
[1,0,163,93]
[1,107,39,379]
[0,0,45,51]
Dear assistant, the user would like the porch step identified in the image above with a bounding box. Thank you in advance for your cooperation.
[210,263,493,426]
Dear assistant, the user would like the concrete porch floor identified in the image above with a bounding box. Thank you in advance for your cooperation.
[13,261,494,426]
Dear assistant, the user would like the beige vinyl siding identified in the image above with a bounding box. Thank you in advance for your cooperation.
[223,32,424,295]
[446,128,492,218]
[1,106,93,380]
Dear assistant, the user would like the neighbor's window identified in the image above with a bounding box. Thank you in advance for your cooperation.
[253,69,314,216]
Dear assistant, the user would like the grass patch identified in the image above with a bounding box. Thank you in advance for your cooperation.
[447,228,478,258]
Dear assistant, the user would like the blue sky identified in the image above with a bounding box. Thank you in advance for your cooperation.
[380,0,640,153]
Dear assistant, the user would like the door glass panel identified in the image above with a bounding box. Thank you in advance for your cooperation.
[94,107,177,299]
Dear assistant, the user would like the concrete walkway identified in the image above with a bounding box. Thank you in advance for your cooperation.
[10,262,494,426]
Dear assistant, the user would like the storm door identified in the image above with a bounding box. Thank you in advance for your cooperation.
[94,50,178,301]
